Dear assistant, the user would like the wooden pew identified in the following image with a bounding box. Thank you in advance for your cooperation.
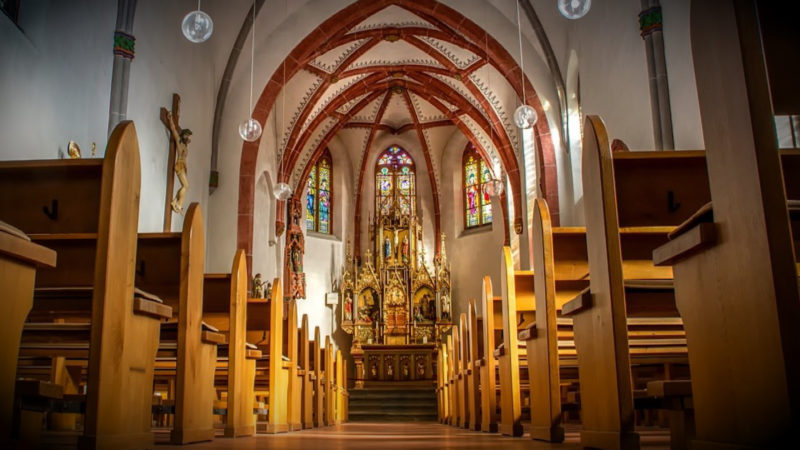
[312,326,324,427]
[446,333,457,427]
[334,349,344,425]
[299,315,314,429]
[201,249,260,438]
[436,341,449,424]
[560,115,705,449]
[284,299,302,431]
[137,203,222,445]
[0,222,56,439]
[262,280,290,433]
[648,2,800,446]
[520,197,565,443]
[457,314,469,428]
[495,248,530,437]
[324,336,334,426]
[465,299,481,431]
[479,276,498,433]
[2,122,173,449]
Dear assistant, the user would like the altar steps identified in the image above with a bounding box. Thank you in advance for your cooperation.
[348,388,437,422]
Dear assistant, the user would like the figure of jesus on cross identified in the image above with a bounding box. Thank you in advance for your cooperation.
[160,96,192,217]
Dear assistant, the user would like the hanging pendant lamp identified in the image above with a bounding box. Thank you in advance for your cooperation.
[239,0,262,142]
[182,0,213,43]
[558,0,591,20]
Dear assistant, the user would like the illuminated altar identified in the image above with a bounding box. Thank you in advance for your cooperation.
[338,146,452,386]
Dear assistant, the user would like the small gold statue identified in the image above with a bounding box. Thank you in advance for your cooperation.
[67,140,81,159]
[162,109,191,215]
[264,281,272,298]
[90,142,96,157]
[253,273,264,298]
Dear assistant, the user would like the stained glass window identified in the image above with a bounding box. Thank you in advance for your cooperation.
[463,144,493,228]
[376,146,415,218]
[305,149,333,234]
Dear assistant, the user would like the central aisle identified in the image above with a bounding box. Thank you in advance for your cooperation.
[158,422,672,449]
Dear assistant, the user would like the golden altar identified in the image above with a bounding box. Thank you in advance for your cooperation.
[339,175,452,387]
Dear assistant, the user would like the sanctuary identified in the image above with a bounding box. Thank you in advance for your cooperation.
[337,146,453,386]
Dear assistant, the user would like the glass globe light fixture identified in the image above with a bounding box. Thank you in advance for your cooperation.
[181,9,214,43]
[483,178,505,198]
[514,104,538,129]
[273,182,293,201]
[239,117,262,142]
[558,0,591,20]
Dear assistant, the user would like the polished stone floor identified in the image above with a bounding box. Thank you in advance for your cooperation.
[155,422,671,449]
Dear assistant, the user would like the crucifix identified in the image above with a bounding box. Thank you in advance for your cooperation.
[160,93,191,231]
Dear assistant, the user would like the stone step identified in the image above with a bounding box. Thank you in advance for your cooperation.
[349,389,436,400]
[348,412,438,422]
[348,387,437,422]
[349,399,437,408]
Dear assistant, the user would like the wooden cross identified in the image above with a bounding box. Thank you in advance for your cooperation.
[160,93,181,232]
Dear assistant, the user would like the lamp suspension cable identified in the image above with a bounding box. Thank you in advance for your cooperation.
[513,0,537,130]
[516,0,526,105]
[273,0,292,201]
[483,5,504,198]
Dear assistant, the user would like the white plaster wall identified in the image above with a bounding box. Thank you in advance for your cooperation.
[0,1,114,161]
[300,138,354,345]
[440,132,505,322]
[0,0,251,253]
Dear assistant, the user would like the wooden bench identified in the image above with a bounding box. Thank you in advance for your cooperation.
[559,115,707,448]
[494,249,532,437]
[1,122,173,449]
[298,314,314,429]
[312,326,324,427]
[457,314,469,428]
[250,280,290,434]
[646,3,800,445]
[519,198,565,443]
[136,202,223,445]
[478,276,499,433]
[0,222,56,440]
[465,299,481,431]
[201,249,261,437]
[323,336,335,426]
[436,340,449,423]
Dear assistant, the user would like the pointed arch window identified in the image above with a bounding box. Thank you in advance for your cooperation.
[306,149,333,234]
[463,144,493,228]
[375,145,416,217]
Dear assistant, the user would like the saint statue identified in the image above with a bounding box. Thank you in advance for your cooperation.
[163,110,191,214]
[413,305,425,323]
[291,247,303,273]
[383,236,392,261]
[401,235,410,264]
[440,293,451,322]
[344,292,353,321]
[253,273,264,298]
[416,359,425,377]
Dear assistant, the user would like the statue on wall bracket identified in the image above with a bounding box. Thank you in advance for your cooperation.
[283,197,306,300]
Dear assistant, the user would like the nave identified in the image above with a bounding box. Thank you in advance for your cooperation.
[153,422,672,450]
[2,0,800,449]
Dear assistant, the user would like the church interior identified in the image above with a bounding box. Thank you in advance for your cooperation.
[1,0,798,448]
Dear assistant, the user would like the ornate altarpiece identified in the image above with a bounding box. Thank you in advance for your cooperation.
[339,189,452,386]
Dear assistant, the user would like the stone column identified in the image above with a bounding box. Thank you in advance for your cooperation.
[639,0,674,150]
[107,0,137,135]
